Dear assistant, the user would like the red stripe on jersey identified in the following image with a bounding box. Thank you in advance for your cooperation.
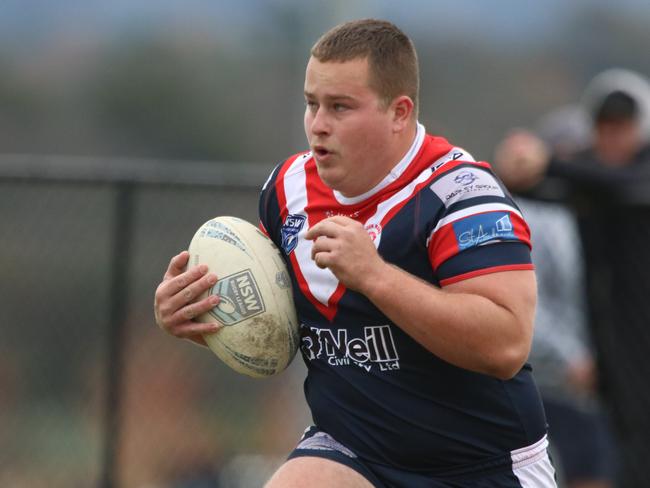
[302,159,350,321]
[428,210,532,271]
[275,154,344,322]
[511,211,533,249]
[439,263,535,287]
[374,158,483,230]
[274,154,320,315]
[428,223,460,270]
[304,158,382,222]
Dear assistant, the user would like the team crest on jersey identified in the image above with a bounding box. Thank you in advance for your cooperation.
[365,223,382,242]
[281,214,306,254]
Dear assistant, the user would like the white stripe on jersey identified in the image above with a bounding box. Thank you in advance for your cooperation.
[510,435,557,487]
[364,163,438,247]
[426,203,524,247]
[283,153,341,307]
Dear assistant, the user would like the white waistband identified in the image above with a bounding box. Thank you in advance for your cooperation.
[510,435,549,470]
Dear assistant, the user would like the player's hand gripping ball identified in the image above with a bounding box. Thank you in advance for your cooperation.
[188,216,299,378]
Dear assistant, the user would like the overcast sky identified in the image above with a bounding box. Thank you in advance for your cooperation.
[2,0,650,50]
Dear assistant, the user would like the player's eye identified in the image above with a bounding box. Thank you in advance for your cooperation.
[333,103,348,112]
[305,100,318,111]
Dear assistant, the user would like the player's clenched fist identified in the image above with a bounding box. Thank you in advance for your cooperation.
[306,216,388,293]
[154,250,222,344]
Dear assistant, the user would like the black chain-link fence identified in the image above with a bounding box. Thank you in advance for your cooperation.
[0,155,310,488]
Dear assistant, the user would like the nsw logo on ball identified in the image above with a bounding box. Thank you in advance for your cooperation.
[281,214,306,254]
[209,269,266,325]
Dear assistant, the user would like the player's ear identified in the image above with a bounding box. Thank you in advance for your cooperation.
[390,95,415,132]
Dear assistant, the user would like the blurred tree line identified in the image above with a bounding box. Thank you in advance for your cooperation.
[0,5,649,163]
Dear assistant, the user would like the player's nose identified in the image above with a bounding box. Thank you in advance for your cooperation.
[308,107,331,136]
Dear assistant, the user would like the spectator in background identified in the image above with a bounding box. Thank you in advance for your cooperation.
[497,105,616,488]
[495,68,650,488]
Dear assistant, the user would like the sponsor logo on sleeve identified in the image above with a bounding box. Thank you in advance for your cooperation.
[430,168,505,207]
[452,212,516,250]
[281,214,306,254]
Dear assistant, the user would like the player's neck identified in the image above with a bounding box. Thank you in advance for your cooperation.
[391,122,419,169]
[336,121,420,201]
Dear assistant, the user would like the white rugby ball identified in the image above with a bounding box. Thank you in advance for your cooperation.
[188,216,299,378]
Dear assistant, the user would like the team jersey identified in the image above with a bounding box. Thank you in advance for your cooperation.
[258,123,547,475]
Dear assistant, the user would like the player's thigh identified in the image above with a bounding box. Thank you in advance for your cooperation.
[265,456,375,488]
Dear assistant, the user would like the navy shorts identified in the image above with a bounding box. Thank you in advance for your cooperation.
[288,426,557,488]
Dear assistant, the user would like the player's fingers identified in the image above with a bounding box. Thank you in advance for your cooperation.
[163,251,190,280]
[324,215,356,226]
[155,283,218,329]
[310,236,335,261]
[170,294,220,324]
[167,272,218,311]
[162,264,209,298]
[313,251,332,270]
[167,320,223,339]
[305,220,344,241]
[155,266,206,308]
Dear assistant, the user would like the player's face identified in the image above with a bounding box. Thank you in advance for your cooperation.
[304,56,397,197]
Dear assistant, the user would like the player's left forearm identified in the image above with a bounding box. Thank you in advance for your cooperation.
[361,263,535,380]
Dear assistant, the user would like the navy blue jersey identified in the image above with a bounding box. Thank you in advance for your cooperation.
[259,125,547,475]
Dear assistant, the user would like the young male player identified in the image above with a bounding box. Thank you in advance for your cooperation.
[154,19,557,487]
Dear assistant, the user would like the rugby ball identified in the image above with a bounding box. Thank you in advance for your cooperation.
[188,216,300,378]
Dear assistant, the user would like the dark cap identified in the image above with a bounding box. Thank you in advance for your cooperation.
[594,90,639,123]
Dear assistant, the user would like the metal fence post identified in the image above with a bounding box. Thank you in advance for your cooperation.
[100,182,135,488]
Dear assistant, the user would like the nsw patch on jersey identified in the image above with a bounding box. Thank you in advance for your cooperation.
[430,167,504,207]
[281,214,306,254]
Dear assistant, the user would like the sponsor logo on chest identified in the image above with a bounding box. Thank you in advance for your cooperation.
[300,324,400,372]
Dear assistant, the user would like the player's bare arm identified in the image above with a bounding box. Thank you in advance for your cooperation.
[154,250,222,346]
[307,216,536,380]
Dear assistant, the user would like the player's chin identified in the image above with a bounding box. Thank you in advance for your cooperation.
[315,165,344,190]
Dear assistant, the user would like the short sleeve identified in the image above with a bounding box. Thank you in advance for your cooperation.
[258,162,283,246]
[425,164,534,286]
